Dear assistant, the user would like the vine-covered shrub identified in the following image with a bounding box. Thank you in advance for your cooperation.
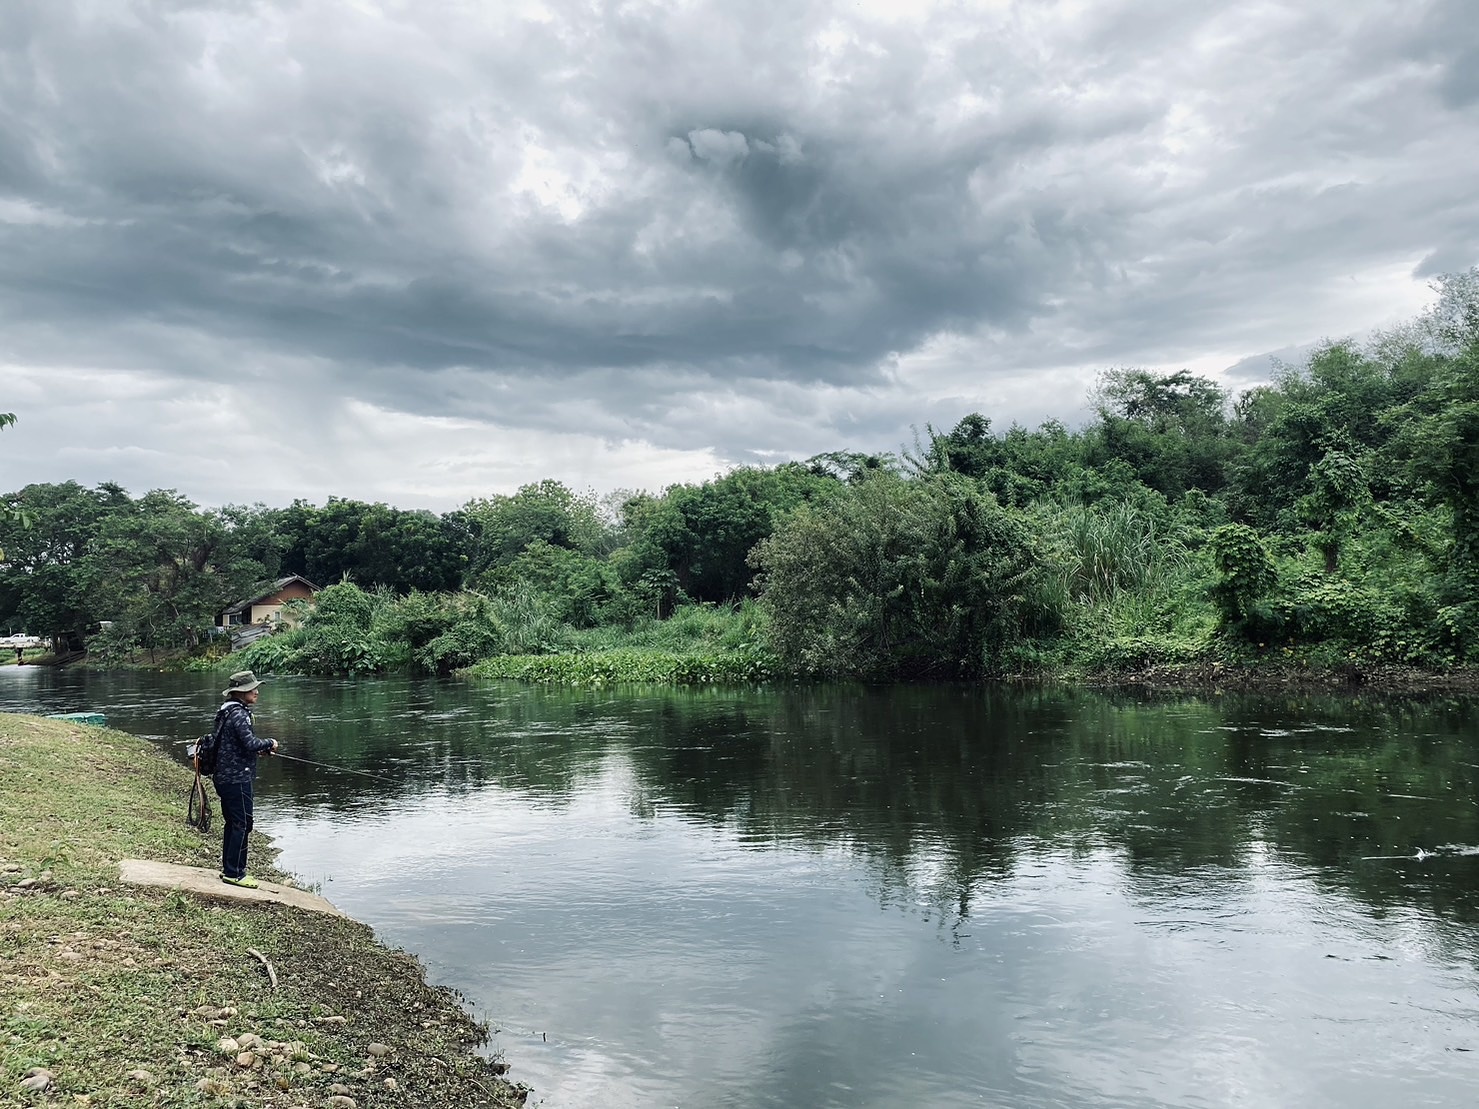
[1266,574,1468,668]
[1208,524,1277,632]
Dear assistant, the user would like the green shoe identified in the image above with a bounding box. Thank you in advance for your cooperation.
[220,874,259,889]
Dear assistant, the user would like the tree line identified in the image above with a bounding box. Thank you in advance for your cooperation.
[2,270,1475,679]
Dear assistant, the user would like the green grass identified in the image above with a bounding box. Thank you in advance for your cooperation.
[567,600,770,654]
[0,650,48,668]
[0,714,527,1108]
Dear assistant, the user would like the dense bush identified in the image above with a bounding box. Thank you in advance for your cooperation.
[753,472,1043,679]
[236,581,572,677]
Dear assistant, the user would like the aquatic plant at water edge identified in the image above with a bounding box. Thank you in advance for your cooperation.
[465,646,778,685]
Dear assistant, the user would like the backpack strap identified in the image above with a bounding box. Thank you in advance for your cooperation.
[214,703,241,749]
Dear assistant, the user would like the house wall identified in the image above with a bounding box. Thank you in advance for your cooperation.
[246,581,317,625]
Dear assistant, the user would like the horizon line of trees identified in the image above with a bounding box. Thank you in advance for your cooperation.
[2,269,1476,678]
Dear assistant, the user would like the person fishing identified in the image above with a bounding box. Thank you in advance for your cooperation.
[211,670,278,888]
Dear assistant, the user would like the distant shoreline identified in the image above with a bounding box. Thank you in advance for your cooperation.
[35,645,1479,698]
[1072,662,1479,696]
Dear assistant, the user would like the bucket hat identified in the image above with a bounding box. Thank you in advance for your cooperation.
[222,670,263,698]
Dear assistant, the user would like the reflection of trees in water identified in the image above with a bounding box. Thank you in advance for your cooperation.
[620,686,1479,929]
[260,676,1479,928]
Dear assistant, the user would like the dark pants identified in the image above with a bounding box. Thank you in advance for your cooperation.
[214,779,254,879]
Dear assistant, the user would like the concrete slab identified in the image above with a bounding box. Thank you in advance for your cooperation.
[119,859,344,916]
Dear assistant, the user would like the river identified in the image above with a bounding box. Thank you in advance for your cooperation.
[4,666,1479,1107]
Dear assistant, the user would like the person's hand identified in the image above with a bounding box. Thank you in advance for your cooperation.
[269,739,280,754]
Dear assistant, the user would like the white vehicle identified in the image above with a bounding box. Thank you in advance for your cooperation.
[3,634,45,649]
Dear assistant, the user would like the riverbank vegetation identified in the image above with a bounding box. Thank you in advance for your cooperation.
[0,713,527,1106]
[2,271,1477,684]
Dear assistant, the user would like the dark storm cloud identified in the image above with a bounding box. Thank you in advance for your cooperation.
[0,2,1143,373]
[2,0,1478,506]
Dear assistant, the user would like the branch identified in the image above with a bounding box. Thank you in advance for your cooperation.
[246,947,278,990]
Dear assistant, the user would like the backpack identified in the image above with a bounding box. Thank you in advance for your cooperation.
[190,706,230,776]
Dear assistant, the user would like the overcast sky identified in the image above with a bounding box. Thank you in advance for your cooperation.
[2,0,1476,511]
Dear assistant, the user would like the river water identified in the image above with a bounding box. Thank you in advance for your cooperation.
[4,666,1479,1107]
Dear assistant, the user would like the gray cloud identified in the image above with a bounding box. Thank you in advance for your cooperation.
[2,0,1477,507]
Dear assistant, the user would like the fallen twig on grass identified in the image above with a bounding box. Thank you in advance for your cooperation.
[246,947,278,990]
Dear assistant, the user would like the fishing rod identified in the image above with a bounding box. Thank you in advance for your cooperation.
[176,739,397,783]
[268,751,398,783]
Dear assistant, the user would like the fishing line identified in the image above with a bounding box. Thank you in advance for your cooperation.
[269,751,397,783]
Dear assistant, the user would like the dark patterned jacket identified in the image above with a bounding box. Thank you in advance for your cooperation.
[210,700,274,785]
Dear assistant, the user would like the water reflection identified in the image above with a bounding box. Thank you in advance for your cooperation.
[4,669,1479,1107]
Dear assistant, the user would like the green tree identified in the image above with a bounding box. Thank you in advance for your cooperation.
[275,498,362,585]
[919,414,1092,506]
[1296,442,1371,574]
[614,465,839,604]
[271,498,469,592]
[1228,341,1437,528]
[351,504,467,592]
[218,503,289,581]
[0,482,129,645]
[85,490,266,652]
[464,480,608,584]
[1382,338,1479,654]
[1091,369,1239,498]
[803,450,898,484]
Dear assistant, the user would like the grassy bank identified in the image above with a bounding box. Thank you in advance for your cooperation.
[0,651,50,668]
[0,714,528,1108]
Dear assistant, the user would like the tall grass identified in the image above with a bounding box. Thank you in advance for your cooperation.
[1027,500,1218,670]
[1036,500,1188,604]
